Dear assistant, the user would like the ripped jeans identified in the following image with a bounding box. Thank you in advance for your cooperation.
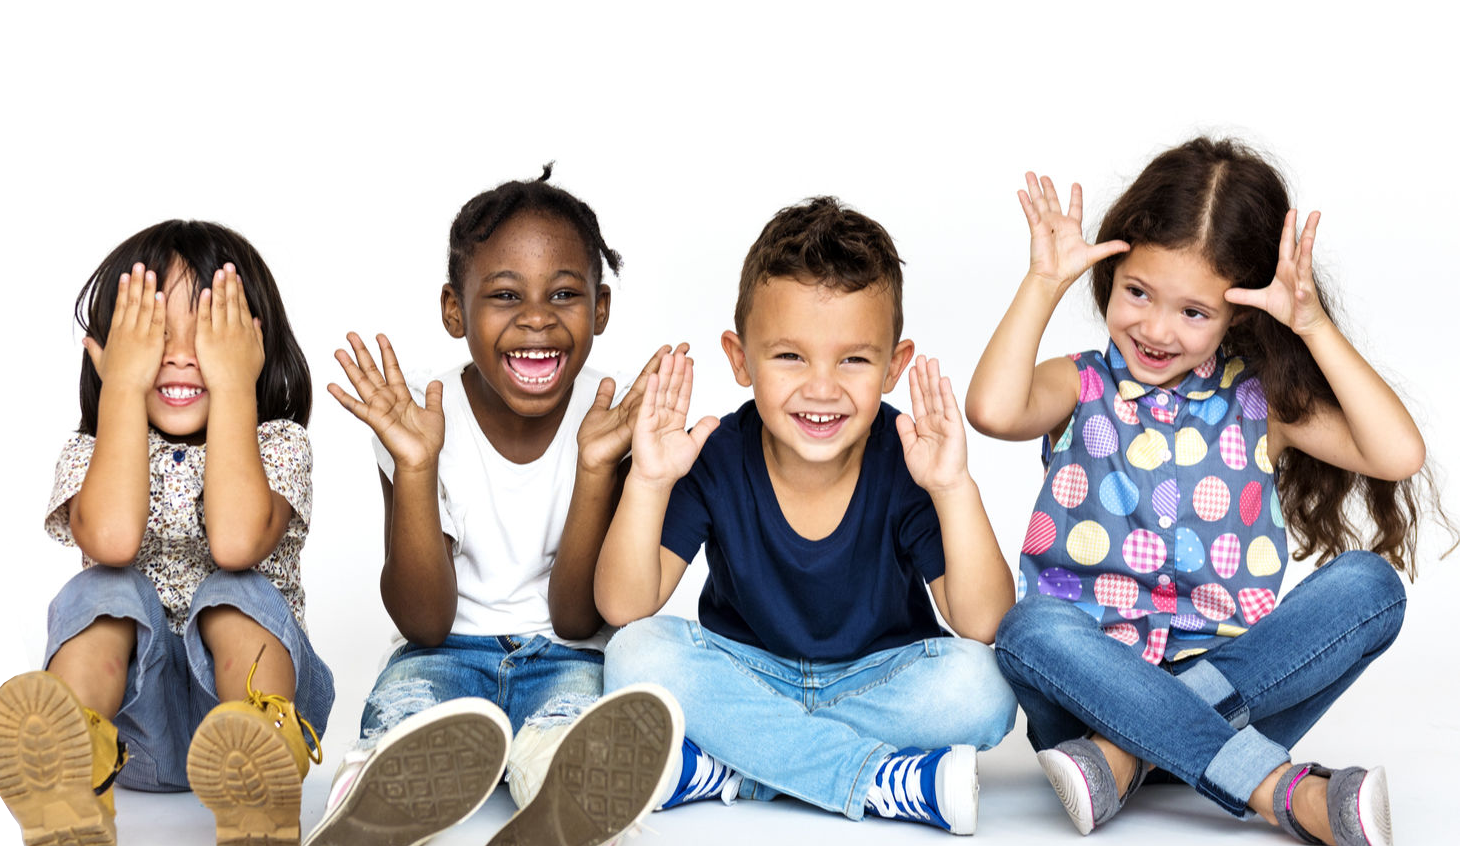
[359,633,603,806]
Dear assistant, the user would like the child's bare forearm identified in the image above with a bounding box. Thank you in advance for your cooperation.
[380,467,458,645]
[596,474,676,626]
[202,390,289,569]
[70,384,151,566]
[931,480,1015,643]
[966,274,1068,439]
[1292,320,1425,479]
[549,461,620,639]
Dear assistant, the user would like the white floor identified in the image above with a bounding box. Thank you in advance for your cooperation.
[1,702,1444,846]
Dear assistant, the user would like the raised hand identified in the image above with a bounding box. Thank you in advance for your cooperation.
[327,332,445,472]
[627,349,718,489]
[82,262,165,394]
[897,356,973,495]
[1224,210,1330,337]
[577,342,688,474]
[195,264,265,396]
[1020,172,1130,292]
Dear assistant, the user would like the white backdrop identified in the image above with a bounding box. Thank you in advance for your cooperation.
[2,1,1456,839]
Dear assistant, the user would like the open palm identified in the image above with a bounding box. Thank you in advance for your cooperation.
[327,332,444,472]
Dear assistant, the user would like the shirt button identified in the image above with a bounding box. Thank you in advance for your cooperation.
[1161,449,1173,462]
[1158,516,1173,529]
[1158,575,1172,586]
[1157,393,1169,406]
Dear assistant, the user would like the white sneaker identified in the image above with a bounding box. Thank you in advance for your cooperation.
[304,698,511,846]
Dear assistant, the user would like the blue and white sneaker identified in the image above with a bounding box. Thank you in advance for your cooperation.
[864,745,978,835]
[658,737,742,810]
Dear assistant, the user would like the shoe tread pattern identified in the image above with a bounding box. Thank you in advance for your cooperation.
[187,710,302,846]
[488,692,674,846]
[307,714,508,846]
[0,673,114,846]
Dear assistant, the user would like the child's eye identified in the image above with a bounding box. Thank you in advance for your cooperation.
[550,290,581,302]
[774,352,802,362]
[1126,285,1148,300]
[843,356,870,365]
[1183,308,1208,320]
[488,290,520,302]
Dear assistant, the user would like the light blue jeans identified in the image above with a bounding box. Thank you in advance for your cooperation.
[603,616,1016,820]
[45,566,335,792]
[359,634,603,741]
[994,551,1405,817]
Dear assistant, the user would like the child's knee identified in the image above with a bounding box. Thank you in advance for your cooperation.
[603,616,690,691]
[935,641,1018,745]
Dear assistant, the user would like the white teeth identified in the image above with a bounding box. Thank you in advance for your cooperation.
[512,373,556,385]
[1137,342,1173,359]
[159,386,202,399]
[798,413,841,424]
[507,349,561,359]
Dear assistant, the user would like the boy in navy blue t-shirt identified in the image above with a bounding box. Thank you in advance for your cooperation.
[596,197,1017,835]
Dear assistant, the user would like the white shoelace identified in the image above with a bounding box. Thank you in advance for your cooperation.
[866,751,934,822]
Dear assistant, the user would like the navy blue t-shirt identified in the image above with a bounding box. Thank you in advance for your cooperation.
[661,401,948,662]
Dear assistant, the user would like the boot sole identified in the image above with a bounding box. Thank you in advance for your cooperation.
[187,709,303,845]
[303,704,510,846]
[487,684,683,846]
[0,672,115,846]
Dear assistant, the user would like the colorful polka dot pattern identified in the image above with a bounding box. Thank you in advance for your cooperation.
[1018,343,1287,664]
[45,420,314,635]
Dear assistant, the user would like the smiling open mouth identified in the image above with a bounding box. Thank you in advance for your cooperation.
[504,349,564,386]
[1134,341,1175,362]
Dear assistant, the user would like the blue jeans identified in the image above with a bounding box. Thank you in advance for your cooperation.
[359,634,603,741]
[603,616,1016,820]
[994,551,1405,816]
[45,566,335,792]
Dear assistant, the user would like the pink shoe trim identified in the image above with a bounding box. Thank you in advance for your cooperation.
[1284,764,1312,813]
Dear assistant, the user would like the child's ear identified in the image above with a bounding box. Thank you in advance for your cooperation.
[593,283,611,336]
[882,338,916,393]
[721,330,753,388]
[440,284,465,338]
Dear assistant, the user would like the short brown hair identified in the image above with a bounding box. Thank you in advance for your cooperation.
[735,196,904,338]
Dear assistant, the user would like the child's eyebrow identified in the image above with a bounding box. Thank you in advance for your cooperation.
[764,338,884,355]
[481,268,589,284]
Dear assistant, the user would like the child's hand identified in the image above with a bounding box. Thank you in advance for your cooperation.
[1020,173,1129,292]
[328,332,445,472]
[897,356,973,495]
[82,262,164,394]
[577,342,689,475]
[626,349,718,490]
[195,264,265,397]
[1224,210,1331,337]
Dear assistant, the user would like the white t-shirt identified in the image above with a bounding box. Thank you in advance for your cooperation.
[373,363,616,651]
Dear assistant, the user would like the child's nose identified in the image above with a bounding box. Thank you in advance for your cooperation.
[801,365,839,399]
[1144,311,1177,344]
[163,327,198,367]
[516,299,558,331]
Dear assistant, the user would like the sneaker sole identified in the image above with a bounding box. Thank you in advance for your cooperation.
[487,684,683,846]
[0,672,115,846]
[187,709,303,845]
[1357,766,1392,846]
[1036,748,1096,836]
[936,745,979,836]
[303,702,511,846]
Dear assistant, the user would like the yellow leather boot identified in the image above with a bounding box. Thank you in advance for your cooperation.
[0,671,128,846]
[186,649,321,846]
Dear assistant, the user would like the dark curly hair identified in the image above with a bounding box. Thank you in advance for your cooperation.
[736,196,904,339]
[1092,137,1447,578]
[447,163,620,297]
[74,220,310,435]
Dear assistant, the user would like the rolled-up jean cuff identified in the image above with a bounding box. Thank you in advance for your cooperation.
[1176,660,1249,729]
[1196,725,1289,816]
[184,569,335,736]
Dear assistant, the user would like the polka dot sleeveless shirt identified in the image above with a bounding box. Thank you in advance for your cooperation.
[1017,341,1285,663]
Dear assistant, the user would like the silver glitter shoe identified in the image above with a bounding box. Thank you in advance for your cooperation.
[1273,762,1392,846]
[1035,736,1148,835]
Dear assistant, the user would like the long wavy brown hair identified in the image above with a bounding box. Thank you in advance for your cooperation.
[1091,137,1449,579]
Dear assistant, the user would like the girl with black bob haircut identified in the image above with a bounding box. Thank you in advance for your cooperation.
[0,219,333,846]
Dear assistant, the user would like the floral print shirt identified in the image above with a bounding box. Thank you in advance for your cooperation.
[45,419,312,634]
[1017,341,1286,663]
